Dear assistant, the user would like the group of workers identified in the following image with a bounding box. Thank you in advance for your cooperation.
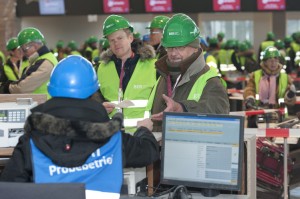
[0,12,299,198]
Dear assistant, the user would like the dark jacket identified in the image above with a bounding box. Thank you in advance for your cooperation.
[151,49,230,132]
[0,97,159,182]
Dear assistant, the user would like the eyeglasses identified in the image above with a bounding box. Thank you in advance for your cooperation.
[21,44,33,52]
[165,46,186,53]
[150,30,162,34]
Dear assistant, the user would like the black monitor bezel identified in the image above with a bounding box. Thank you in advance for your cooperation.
[160,112,245,192]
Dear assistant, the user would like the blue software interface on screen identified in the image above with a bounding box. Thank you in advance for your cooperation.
[163,114,241,186]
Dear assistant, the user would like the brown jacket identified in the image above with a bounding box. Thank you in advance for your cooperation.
[151,50,230,132]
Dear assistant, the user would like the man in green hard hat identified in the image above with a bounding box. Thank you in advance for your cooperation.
[145,13,230,132]
[1,27,57,98]
[146,15,170,59]
[97,15,157,133]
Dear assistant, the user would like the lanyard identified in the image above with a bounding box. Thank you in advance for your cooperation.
[166,74,181,97]
[119,52,134,90]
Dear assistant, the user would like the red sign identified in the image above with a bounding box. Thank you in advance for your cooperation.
[103,0,129,13]
[213,0,240,11]
[145,0,172,13]
[257,0,285,10]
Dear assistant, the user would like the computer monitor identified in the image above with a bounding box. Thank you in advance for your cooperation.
[161,112,244,197]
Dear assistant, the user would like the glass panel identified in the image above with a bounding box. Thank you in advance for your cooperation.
[202,20,253,43]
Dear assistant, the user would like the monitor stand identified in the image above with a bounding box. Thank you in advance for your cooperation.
[201,189,220,197]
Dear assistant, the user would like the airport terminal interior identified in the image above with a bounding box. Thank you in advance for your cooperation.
[1,0,300,199]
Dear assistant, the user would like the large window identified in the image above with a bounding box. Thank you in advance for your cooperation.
[287,20,300,36]
[202,20,253,43]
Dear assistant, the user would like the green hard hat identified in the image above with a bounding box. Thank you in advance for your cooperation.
[266,32,275,40]
[88,36,98,44]
[263,46,280,60]
[146,15,170,29]
[67,40,77,50]
[274,39,284,50]
[161,13,200,48]
[99,38,110,49]
[6,37,19,51]
[239,42,249,52]
[103,15,133,37]
[133,32,141,39]
[217,32,225,39]
[293,32,300,40]
[56,40,64,48]
[208,37,218,46]
[284,36,293,44]
[225,39,236,49]
[17,27,45,46]
[244,40,253,49]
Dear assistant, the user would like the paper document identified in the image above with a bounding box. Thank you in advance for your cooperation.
[113,100,135,108]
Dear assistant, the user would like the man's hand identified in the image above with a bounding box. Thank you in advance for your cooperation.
[137,118,153,132]
[103,102,115,114]
[151,94,183,121]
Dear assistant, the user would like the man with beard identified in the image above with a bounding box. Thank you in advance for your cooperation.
[145,13,230,132]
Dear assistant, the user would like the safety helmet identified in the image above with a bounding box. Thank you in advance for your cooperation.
[208,37,218,46]
[244,40,253,49]
[284,36,293,44]
[6,37,19,51]
[263,46,280,60]
[67,40,78,50]
[56,40,64,48]
[266,32,275,40]
[217,32,225,39]
[99,38,110,49]
[225,39,238,49]
[133,32,141,39]
[17,27,45,46]
[239,42,249,52]
[199,38,208,47]
[103,15,133,37]
[146,15,170,30]
[162,13,200,48]
[142,34,150,42]
[274,39,284,50]
[88,36,98,44]
[48,55,99,99]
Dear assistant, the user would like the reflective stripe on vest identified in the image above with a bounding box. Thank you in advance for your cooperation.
[98,59,156,128]
[145,68,220,116]
[32,52,58,98]
[30,131,123,199]
[254,70,288,98]
[111,100,149,108]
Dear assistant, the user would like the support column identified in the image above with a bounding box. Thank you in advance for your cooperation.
[272,12,286,40]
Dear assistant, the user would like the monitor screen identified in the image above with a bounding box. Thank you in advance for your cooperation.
[39,0,65,15]
[161,112,244,195]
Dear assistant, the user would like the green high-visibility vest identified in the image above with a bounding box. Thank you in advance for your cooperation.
[261,41,275,51]
[145,67,221,113]
[4,59,29,81]
[31,52,58,98]
[254,69,288,99]
[98,58,156,132]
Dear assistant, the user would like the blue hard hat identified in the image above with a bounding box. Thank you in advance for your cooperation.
[48,55,99,99]
[143,34,150,42]
[199,37,208,47]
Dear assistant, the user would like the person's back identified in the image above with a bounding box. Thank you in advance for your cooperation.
[0,55,159,199]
